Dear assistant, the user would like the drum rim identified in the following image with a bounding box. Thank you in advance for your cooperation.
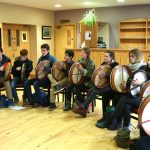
[139,95,150,136]
[51,60,66,81]
[110,65,132,93]
[69,62,84,85]
[140,80,150,100]
[92,65,111,88]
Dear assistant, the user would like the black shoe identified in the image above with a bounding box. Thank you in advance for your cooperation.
[49,103,56,111]
[53,85,64,95]
[107,120,122,131]
[14,97,19,104]
[97,116,105,123]
[63,104,71,111]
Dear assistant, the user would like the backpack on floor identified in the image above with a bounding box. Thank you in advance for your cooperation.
[114,127,130,149]
[0,95,9,108]
[30,90,50,107]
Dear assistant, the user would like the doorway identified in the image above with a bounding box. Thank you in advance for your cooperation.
[54,24,76,60]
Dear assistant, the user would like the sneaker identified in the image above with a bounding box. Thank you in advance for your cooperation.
[53,85,64,95]
[95,121,107,129]
[49,103,56,111]
[108,120,122,131]
[72,105,88,117]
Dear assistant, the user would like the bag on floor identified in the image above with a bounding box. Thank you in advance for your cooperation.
[114,127,130,149]
[30,90,50,107]
[0,95,9,108]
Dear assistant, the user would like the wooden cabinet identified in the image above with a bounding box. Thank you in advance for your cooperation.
[80,22,98,48]
[119,19,148,50]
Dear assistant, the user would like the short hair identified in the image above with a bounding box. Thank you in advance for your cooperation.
[105,50,115,59]
[65,50,74,58]
[41,43,50,50]
[129,49,144,63]
[20,49,28,56]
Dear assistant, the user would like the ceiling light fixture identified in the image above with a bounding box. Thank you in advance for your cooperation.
[84,2,92,5]
[55,4,62,8]
[117,0,125,2]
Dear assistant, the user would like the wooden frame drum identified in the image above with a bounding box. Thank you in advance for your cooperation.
[69,62,84,85]
[139,95,150,136]
[110,65,132,93]
[4,62,11,81]
[92,65,111,88]
[51,61,67,81]
[35,60,50,80]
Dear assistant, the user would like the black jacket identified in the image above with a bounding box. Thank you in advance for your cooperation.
[11,56,33,79]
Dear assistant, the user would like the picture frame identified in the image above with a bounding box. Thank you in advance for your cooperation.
[21,31,27,42]
[42,26,52,39]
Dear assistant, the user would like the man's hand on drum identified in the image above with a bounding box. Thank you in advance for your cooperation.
[131,78,142,86]
[16,67,21,71]
[0,66,4,72]
[99,72,106,78]
[79,65,83,72]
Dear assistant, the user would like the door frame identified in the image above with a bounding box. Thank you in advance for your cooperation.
[54,23,77,56]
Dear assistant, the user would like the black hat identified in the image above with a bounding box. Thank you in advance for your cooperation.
[0,48,3,53]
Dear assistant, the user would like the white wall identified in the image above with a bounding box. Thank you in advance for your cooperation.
[0,3,54,63]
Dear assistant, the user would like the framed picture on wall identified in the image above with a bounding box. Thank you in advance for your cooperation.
[42,26,52,39]
[21,31,27,42]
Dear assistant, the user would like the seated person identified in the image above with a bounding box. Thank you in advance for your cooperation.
[72,50,119,117]
[96,49,150,129]
[11,49,33,105]
[0,47,13,100]
[24,43,57,107]
[47,49,74,111]
[64,46,95,111]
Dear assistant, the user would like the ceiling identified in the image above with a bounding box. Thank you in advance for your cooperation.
[0,0,150,11]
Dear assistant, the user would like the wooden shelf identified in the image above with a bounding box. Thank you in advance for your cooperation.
[119,18,150,50]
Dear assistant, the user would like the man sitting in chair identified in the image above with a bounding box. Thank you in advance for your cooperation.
[11,49,33,105]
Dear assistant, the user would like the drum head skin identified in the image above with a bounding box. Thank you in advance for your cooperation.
[139,95,150,136]
[110,65,132,93]
[51,61,67,81]
[36,60,50,80]
[4,62,11,81]
[69,62,84,85]
[92,65,111,88]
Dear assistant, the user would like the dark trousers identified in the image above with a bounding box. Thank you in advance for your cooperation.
[24,77,50,100]
[83,85,114,108]
[65,82,88,104]
[108,93,140,126]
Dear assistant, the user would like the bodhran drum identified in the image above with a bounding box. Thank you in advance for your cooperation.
[140,80,150,101]
[127,70,148,96]
[21,63,26,82]
[51,61,67,81]
[69,62,84,85]
[110,65,132,93]
[35,60,50,80]
[139,95,150,136]
[4,62,11,81]
[92,65,111,88]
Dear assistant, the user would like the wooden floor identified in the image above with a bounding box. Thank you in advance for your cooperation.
[0,92,136,150]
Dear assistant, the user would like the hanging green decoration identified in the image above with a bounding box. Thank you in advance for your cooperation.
[80,9,97,28]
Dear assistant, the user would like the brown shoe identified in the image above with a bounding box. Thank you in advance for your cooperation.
[72,105,88,117]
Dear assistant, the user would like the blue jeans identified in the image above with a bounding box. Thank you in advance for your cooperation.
[11,77,28,100]
[24,77,50,100]
[11,77,20,99]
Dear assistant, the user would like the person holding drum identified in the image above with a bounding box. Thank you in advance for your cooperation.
[11,49,33,105]
[97,49,149,129]
[0,47,13,100]
[64,46,95,111]
[72,50,119,117]
[24,43,57,106]
[48,50,74,111]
